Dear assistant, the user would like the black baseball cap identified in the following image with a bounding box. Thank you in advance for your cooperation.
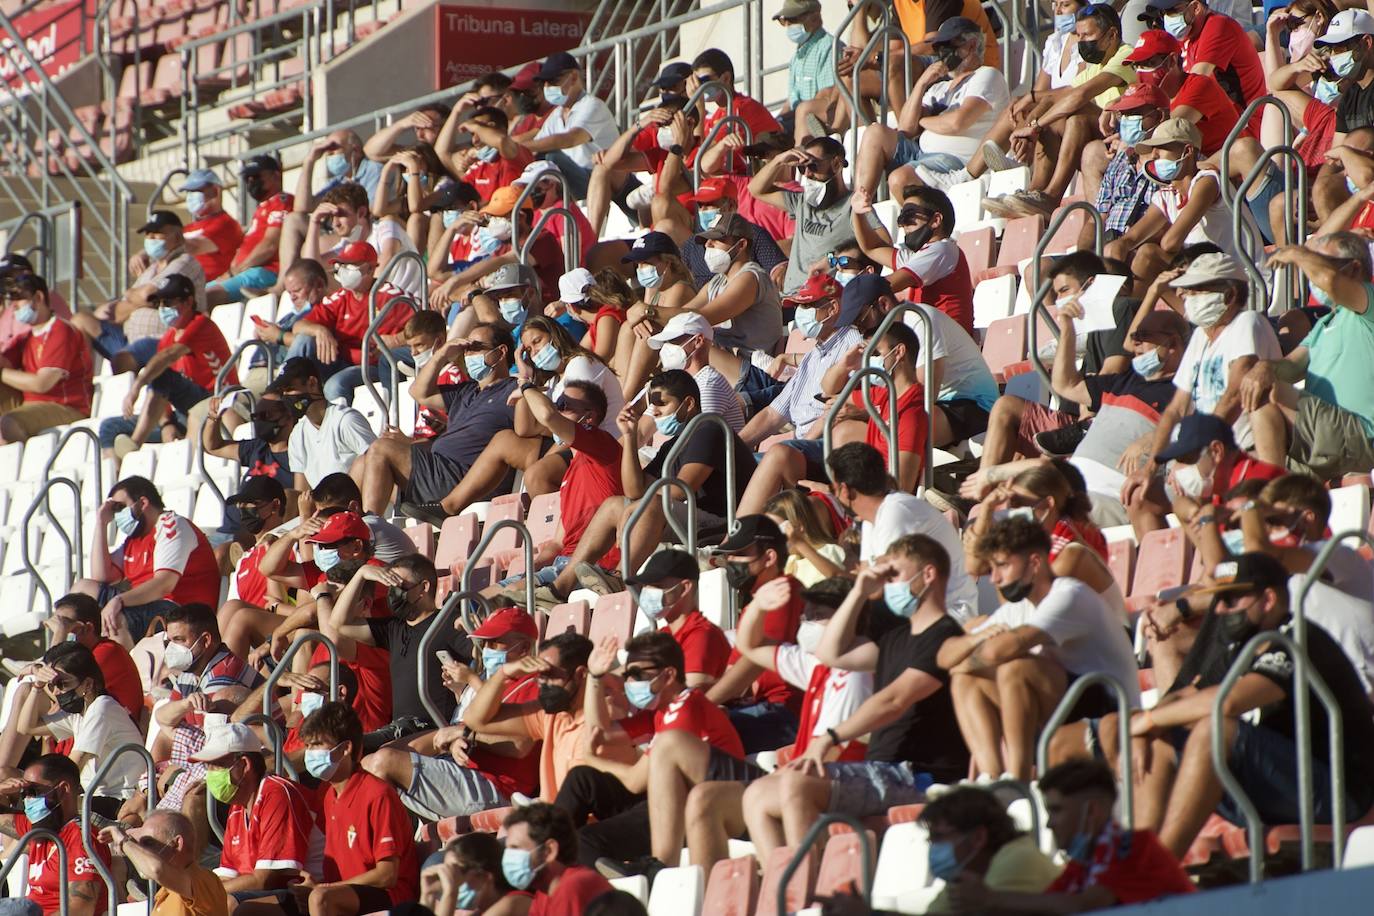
[138,210,184,234]
[227,476,287,507]
[147,273,197,302]
[841,274,893,314]
[714,515,786,554]
[1190,552,1291,599]
[426,180,481,213]
[652,62,692,89]
[620,231,680,263]
[0,253,34,276]
[1154,413,1236,462]
[267,356,321,393]
[241,154,282,176]
[626,548,700,586]
[932,15,980,44]
[536,51,580,82]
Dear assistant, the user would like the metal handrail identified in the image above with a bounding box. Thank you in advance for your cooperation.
[859,302,936,493]
[1027,200,1105,389]
[460,519,535,620]
[823,365,897,477]
[21,477,83,619]
[83,742,158,916]
[662,412,739,533]
[238,712,298,778]
[693,115,755,190]
[0,201,82,307]
[1220,96,1292,208]
[0,828,69,916]
[512,166,575,258]
[370,249,427,321]
[853,23,911,140]
[519,207,582,275]
[988,777,1042,845]
[5,209,51,277]
[1296,530,1374,651]
[217,339,277,396]
[360,292,419,427]
[777,814,873,915]
[263,632,340,716]
[1232,146,1305,311]
[620,476,698,588]
[684,79,735,122]
[149,168,190,218]
[1036,671,1134,828]
[417,589,490,725]
[197,384,257,511]
[831,0,890,167]
[1212,629,1345,880]
[43,426,102,525]
[985,0,1041,94]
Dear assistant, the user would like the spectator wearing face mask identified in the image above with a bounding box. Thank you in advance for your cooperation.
[688,48,785,174]
[1143,0,1265,122]
[214,477,292,633]
[1,593,140,717]
[307,130,384,201]
[674,178,787,286]
[0,273,94,443]
[440,194,563,330]
[207,155,293,306]
[202,393,295,546]
[444,105,533,203]
[517,52,620,200]
[751,137,857,296]
[178,170,244,282]
[554,267,629,362]
[643,311,747,433]
[586,92,699,236]
[514,160,599,265]
[269,357,377,491]
[301,182,425,301]
[424,181,485,288]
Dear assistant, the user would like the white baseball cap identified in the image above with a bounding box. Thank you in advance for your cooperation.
[1318,9,1374,44]
[189,722,265,762]
[558,268,595,303]
[647,312,714,350]
[514,160,560,186]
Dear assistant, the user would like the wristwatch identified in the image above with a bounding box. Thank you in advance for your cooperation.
[520,381,540,393]
[669,144,685,157]
[826,727,842,746]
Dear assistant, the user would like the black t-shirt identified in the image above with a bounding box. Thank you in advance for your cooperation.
[1167,606,1234,695]
[1337,80,1374,134]
[432,376,519,470]
[643,417,756,518]
[367,613,471,723]
[866,615,969,781]
[221,440,294,532]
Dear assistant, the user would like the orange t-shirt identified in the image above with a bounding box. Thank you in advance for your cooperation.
[893,0,1001,68]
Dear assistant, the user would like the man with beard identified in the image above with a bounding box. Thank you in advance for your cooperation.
[207,155,293,306]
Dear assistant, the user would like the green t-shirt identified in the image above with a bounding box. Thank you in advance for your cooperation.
[1300,284,1374,436]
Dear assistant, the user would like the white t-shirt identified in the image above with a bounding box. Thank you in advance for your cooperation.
[1041,31,1083,90]
[692,364,747,433]
[287,402,378,487]
[860,491,980,621]
[1150,170,1264,268]
[895,237,960,287]
[1173,311,1281,447]
[983,577,1141,704]
[901,302,1000,411]
[534,93,619,169]
[1297,542,1374,604]
[1289,573,1374,694]
[918,67,1009,159]
[43,695,145,799]
[774,642,874,740]
[551,354,624,436]
[368,219,424,300]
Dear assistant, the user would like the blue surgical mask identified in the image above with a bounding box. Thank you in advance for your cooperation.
[1317,77,1341,105]
[314,546,341,572]
[502,846,542,890]
[1054,12,1075,34]
[499,297,526,324]
[531,342,561,371]
[786,23,808,43]
[1332,50,1361,79]
[928,840,963,881]
[1221,527,1246,555]
[475,228,502,256]
[637,586,667,618]
[544,84,568,107]
[481,647,508,673]
[1152,156,1182,181]
[624,678,658,709]
[636,264,661,288]
[1162,12,1189,38]
[442,210,461,229]
[464,353,493,381]
[697,209,722,231]
[299,691,324,717]
[654,407,685,437]
[1065,809,1097,863]
[144,238,168,260]
[865,353,890,385]
[456,884,478,910]
[834,271,858,287]
[1131,346,1162,377]
[325,153,350,179]
[477,146,499,163]
[304,743,343,781]
[794,306,825,338]
[883,579,920,617]
[158,305,180,327]
[185,191,207,216]
[1118,115,1146,148]
[23,793,52,825]
[115,505,141,536]
[14,304,37,325]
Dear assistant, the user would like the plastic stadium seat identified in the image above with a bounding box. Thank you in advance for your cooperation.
[609,875,649,904]
[525,492,560,548]
[981,316,1026,383]
[701,856,757,916]
[783,327,816,358]
[469,806,513,833]
[1344,824,1374,867]
[812,830,877,902]
[1127,527,1192,611]
[140,54,182,106]
[404,523,435,559]
[17,432,57,483]
[191,482,226,531]
[871,821,932,910]
[0,443,24,489]
[1329,483,1370,536]
[210,303,244,344]
[644,864,704,916]
[886,803,925,824]
[1043,203,1088,255]
[436,512,480,576]
[588,591,636,645]
[975,215,1045,284]
[543,601,589,638]
[755,846,814,916]
[986,166,1031,207]
[972,273,1017,331]
[955,226,996,277]
[1107,539,1136,595]
[947,177,989,229]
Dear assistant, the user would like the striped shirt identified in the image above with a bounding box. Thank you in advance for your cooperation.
[788,28,836,107]
[694,364,747,433]
[769,326,865,431]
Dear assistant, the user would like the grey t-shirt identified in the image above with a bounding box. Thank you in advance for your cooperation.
[781,187,867,295]
[705,261,784,355]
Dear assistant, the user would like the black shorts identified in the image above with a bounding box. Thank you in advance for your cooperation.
[937,399,990,443]
[405,441,466,504]
[1064,675,1119,721]
[706,746,766,785]
[345,885,395,913]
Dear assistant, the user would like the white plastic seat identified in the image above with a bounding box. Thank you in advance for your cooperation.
[210,302,245,345]
[17,431,57,482]
[609,875,649,904]
[697,565,729,630]
[0,576,35,637]
[149,439,195,486]
[986,166,1031,207]
[1344,824,1374,868]
[972,273,1017,330]
[1329,484,1370,537]
[162,484,196,519]
[243,291,283,329]
[93,372,134,420]
[871,821,933,911]
[947,176,989,229]
[192,481,227,531]
[644,864,704,916]
[872,198,899,239]
[3,522,37,575]
[0,441,23,487]
[116,446,157,483]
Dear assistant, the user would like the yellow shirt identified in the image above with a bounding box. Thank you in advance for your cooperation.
[926,835,1062,913]
[784,542,848,587]
[152,863,229,916]
[1072,43,1136,109]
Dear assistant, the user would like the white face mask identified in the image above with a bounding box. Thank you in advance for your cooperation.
[1171,453,1215,500]
[656,126,676,150]
[1183,290,1229,328]
[801,175,829,206]
[163,640,197,673]
[703,245,733,275]
[486,217,513,241]
[659,342,689,371]
[335,265,364,291]
[796,620,826,655]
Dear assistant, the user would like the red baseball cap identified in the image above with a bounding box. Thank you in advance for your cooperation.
[677,177,738,208]
[334,241,378,265]
[511,62,541,92]
[306,511,373,545]
[1123,29,1181,64]
[1105,82,1170,113]
[471,607,539,641]
[783,273,842,306]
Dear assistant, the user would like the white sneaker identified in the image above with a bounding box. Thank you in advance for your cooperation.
[915,163,972,190]
[981,140,1022,172]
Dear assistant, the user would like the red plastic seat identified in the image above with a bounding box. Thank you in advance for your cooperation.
[812,830,877,903]
[887,803,925,824]
[544,601,590,638]
[1127,527,1192,612]
[975,215,1045,283]
[470,806,515,833]
[756,846,815,916]
[436,513,480,577]
[1043,202,1088,255]
[588,592,636,645]
[981,315,1026,384]
[784,328,816,357]
[956,226,996,277]
[526,492,560,548]
[1107,539,1136,594]
[404,523,435,559]
[701,856,757,916]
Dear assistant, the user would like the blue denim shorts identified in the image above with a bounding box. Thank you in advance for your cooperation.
[824,760,933,816]
[891,135,966,173]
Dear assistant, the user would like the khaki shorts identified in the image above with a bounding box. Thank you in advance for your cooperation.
[1,401,84,437]
[1288,394,1374,482]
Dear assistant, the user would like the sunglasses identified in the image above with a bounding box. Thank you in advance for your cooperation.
[623,665,661,682]
[828,254,862,269]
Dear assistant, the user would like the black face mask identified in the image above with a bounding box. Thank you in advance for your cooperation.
[935,45,962,69]
[326,559,367,584]
[513,91,539,114]
[239,506,267,536]
[55,688,85,715]
[537,683,574,713]
[1219,609,1260,646]
[1077,39,1106,64]
[254,418,282,441]
[999,576,1034,603]
[245,175,269,201]
[724,561,758,595]
[286,395,314,419]
[903,225,934,252]
[387,585,423,618]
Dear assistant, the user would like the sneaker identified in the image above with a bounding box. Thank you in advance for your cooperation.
[915,163,972,190]
[980,195,1020,218]
[923,488,974,524]
[398,500,447,527]
[575,562,623,596]
[596,855,667,884]
[502,583,565,613]
[981,140,1022,172]
[1003,189,1058,218]
[1034,421,1089,458]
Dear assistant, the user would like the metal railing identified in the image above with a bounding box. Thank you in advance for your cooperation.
[43,426,102,525]
[217,339,277,396]
[1,200,82,307]
[1036,671,1134,828]
[693,114,754,190]
[262,632,340,716]
[858,303,937,494]
[777,814,873,915]
[370,249,427,320]
[197,384,258,511]
[520,206,582,275]
[417,589,483,725]
[1026,201,1105,390]
[20,476,83,618]
[148,167,189,218]
[239,712,298,778]
[0,828,70,916]
[459,519,535,622]
[1233,146,1306,311]
[621,475,698,589]
[360,291,417,426]
[83,743,157,916]
[823,364,898,476]
[663,413,740,533]
[1213,629,1345,880]
[512,165,574,257]
[1219,96,1293,209]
